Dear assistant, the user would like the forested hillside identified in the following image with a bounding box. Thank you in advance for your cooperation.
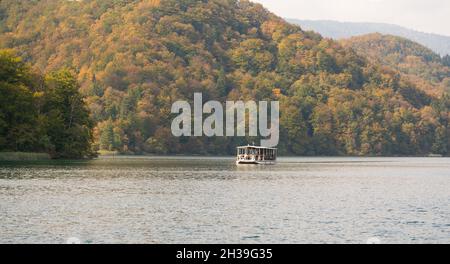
[341,34,450,97]
[289,19,450,56]
[1,0,449,156]
[0,50,95,158]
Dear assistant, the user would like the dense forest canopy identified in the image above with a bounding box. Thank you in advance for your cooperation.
[0,0,449,156]
[341,33,450,97]
[0,50,96,158]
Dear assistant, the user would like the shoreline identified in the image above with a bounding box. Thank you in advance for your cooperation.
[0,152,51,161]
[97,153,447,158]
[0,152,446,162]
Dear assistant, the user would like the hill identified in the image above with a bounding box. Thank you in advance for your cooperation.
[288,19,450,56]
[0,0,449,156]
[340,33,450,96]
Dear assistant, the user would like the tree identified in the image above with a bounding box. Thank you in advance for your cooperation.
[100,121,116,151]
[231,39,274,74]
[316,51,337,73]
[280,98,311,155]
[215,68,228,97]
[43,69,96,159]
[0,50,43,151]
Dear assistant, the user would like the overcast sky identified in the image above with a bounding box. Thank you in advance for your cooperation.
[252,0,450,36]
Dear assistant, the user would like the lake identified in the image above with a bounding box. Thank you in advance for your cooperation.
[1,157,449,244]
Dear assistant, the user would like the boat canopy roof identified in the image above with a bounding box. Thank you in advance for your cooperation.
[237,145,277,150]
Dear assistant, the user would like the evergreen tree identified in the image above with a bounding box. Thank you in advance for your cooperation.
[215,68,228,97]
[43,69,96,159]
[100,121,115,151]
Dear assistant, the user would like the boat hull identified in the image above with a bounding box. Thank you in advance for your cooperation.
[236,160,276,165]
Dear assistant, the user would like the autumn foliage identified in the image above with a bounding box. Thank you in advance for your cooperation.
[0,0,449,156]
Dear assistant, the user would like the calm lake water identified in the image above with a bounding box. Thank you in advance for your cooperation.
[1,156,449,244]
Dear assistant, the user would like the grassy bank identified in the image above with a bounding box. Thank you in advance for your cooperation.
[0,152,51,161]
[98,150,121,156]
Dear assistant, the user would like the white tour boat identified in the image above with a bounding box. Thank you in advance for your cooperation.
[236,145,277,165]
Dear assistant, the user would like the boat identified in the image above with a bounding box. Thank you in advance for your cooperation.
[236,145,277,165]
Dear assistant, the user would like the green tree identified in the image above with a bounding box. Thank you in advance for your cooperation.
[0,50,43,151]
[215,68,228,97]
[100,121,116,151]
[231,39,274,75]
[43,69,96,159]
